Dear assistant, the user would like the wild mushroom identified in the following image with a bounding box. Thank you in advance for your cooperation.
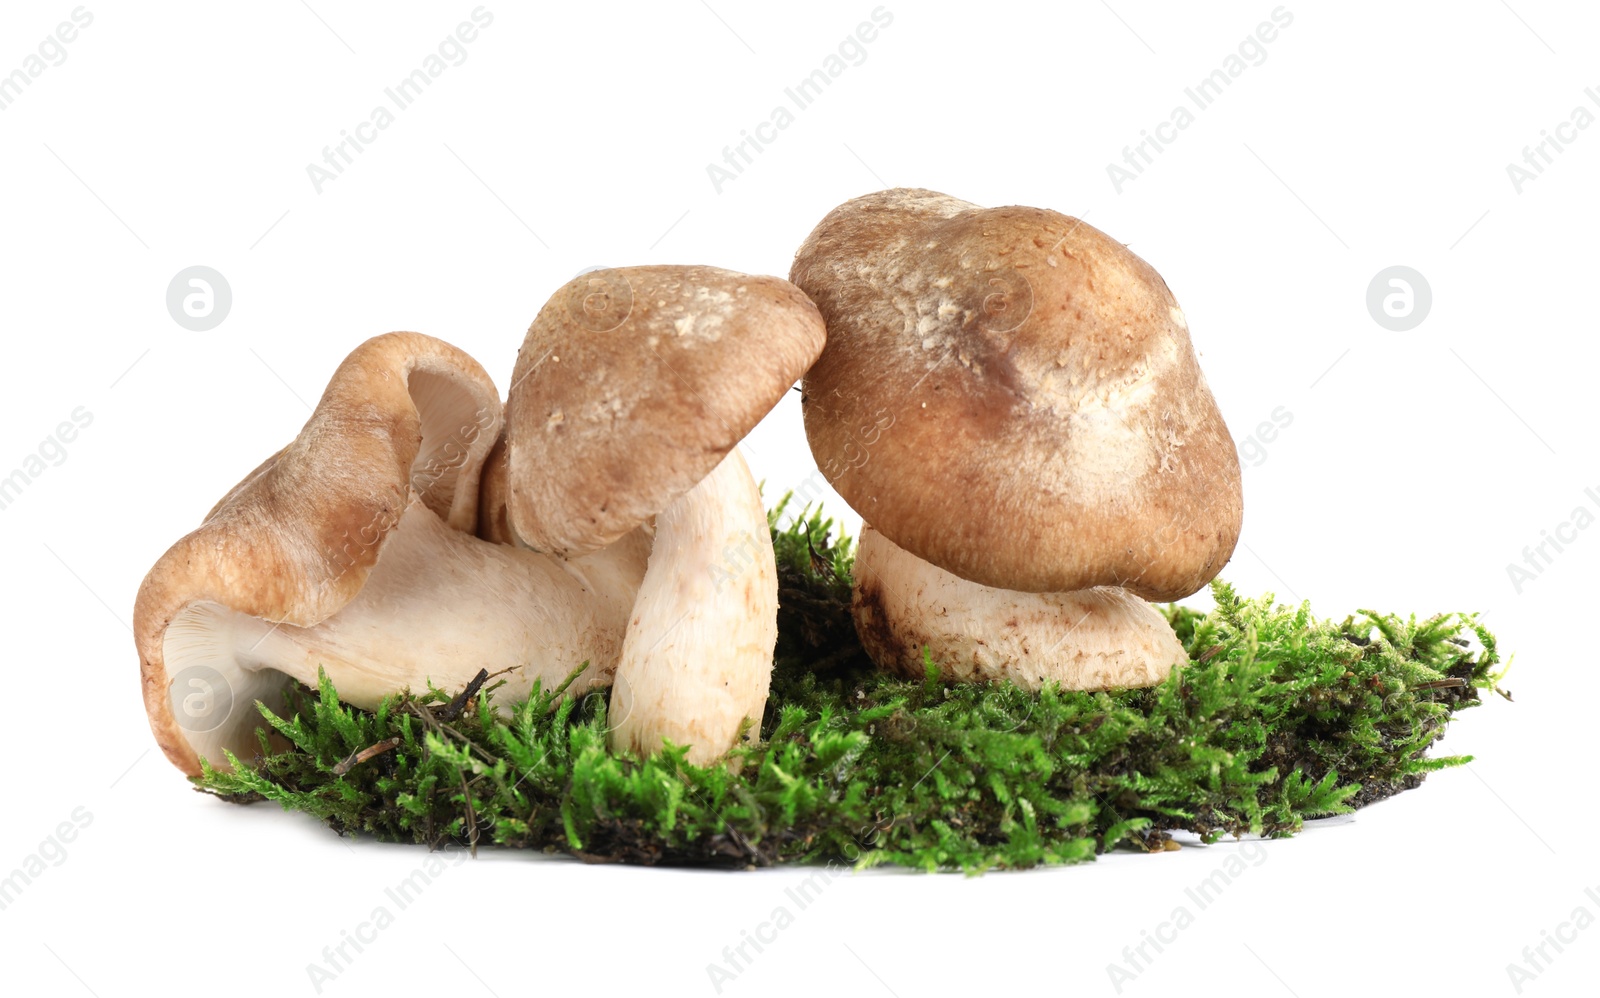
[791,188,1241,689]
[852,526,1183,688]
[501,265,826,763]
[135,332,648,776]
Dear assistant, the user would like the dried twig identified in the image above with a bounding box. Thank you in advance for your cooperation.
[331,737,402,776]
[403,698,499,766]
[439,668,491,722]
[1411,678,1468,691]
[802,521,835,582]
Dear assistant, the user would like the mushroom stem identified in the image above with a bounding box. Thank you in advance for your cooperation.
[850,525,1186,690]
[609,449,777,765]
[161,500,647,765]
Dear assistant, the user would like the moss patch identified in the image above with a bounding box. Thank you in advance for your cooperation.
[196,499,1507,872]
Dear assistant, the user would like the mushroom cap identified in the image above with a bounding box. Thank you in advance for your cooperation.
[134,332,503,775]
[792,188,1242,601]
[504,265,826,558]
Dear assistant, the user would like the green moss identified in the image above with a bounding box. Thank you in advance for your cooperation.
[196,498,1506,872]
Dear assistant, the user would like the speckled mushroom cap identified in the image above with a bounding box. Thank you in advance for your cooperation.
[791,188,1242,601]
[505,265,826,558]
[134,332,502,775]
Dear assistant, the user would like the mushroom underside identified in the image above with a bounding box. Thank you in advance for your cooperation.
[161,500,649,770]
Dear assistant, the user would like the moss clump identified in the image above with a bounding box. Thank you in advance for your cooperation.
[196,499,1506,872]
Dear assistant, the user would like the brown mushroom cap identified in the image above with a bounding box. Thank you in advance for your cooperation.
[505,265,826,558]
[792,188,1242,601]
[135,332,503,775]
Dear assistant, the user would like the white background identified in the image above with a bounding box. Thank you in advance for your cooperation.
[1,1,1595,995]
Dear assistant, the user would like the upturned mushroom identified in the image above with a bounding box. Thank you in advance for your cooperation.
[135,332,648,776]
[501,265,826,763]
[791,188,1242,690]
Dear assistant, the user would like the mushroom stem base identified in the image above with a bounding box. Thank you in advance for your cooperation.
[850,525,1186,690]
[609,449,777,765]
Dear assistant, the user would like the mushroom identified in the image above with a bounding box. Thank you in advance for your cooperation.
[852,526,1183,689]
[501,265,826,763]
[791,188,1241,689]
[135,332,648,776]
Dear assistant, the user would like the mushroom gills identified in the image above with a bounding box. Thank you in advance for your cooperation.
[609,448,777,765]
[161,501,648,763]
[405,365,500,531]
